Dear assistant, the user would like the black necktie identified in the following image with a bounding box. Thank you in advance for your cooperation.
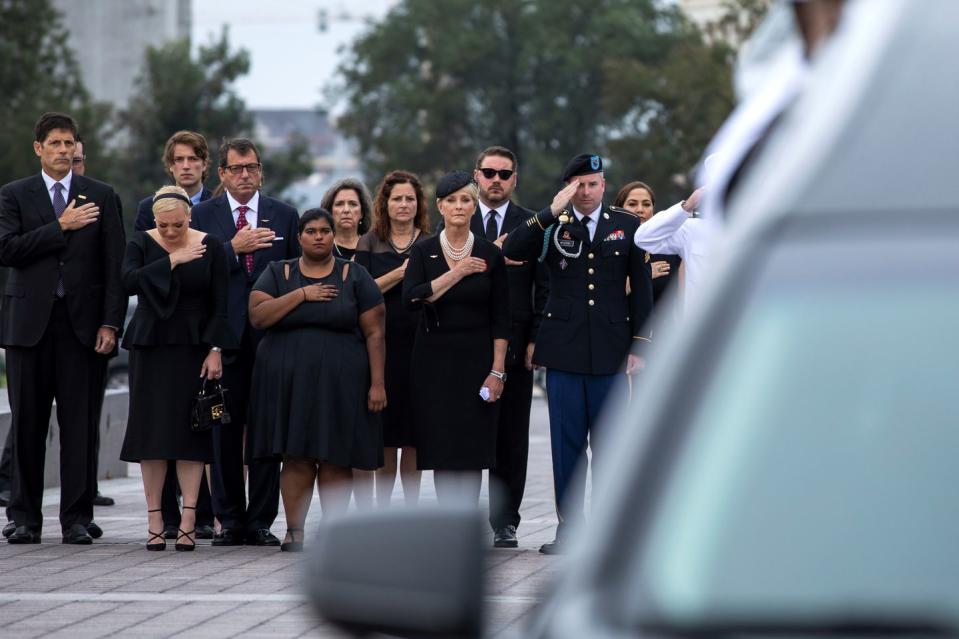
[581,215,592,241]
[485,211,498,242]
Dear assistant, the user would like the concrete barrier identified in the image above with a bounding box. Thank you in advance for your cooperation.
[0,389,129,488]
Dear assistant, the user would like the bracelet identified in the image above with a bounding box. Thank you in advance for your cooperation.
[489,370,506,381]
[210,346,222,353]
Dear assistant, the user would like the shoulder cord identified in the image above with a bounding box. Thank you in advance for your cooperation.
[537,224,555,263]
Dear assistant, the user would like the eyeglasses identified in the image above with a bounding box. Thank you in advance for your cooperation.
[72,156,86,165]
[478,168,514,180]
[224,163,262,175]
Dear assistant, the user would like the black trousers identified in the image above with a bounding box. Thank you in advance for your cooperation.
[160,460,214,527]
[488,362,534,531]
[6,300,106,531]
[210,329,279,533]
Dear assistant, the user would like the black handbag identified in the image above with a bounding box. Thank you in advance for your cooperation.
[190,379,231,433]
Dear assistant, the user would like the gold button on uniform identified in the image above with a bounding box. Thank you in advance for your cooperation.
[588,284,595,290]
[588,300,595,306]
[588,268,594,275]
[588,253,594,259]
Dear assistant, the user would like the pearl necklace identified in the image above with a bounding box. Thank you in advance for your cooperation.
[439,230,474,262]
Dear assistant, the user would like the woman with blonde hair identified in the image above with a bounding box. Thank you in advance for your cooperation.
[120,185,235,551]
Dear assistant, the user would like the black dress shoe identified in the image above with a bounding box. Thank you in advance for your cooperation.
[245,528,281,546]
[539,539,564,555]
[493,525,518,548]
[86,522,103,539]
[2,521,16,539]
[163,524,179,540]
[8,525,41,544]
[195,524,215,540]
[211,528,245,546]
[92,493,115,507]
[62,524,93,545]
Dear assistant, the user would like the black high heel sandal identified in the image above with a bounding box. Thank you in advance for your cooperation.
[175,505,197,552]
[280,528,303,552]
[147,508,166,551]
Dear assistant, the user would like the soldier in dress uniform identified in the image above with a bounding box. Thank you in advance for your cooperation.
[502,153,654,554]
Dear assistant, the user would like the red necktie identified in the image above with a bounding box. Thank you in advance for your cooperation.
[236,205,254,275]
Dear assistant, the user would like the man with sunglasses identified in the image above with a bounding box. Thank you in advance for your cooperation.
[466,146,548,549]
[190,138,300,547]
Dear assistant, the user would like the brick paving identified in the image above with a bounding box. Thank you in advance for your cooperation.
[0,397,574,638]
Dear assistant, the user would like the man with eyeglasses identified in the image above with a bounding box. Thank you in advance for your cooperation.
[191,138,300,547]
[132,130,217,542]
[469,146,547,549]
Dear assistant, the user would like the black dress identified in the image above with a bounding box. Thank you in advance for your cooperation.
[650,253,682,305]
[247,258,385,469]
[402,235,510,470]
[119,232,236,463]
[355,230,431,448]
[334,243,357,261]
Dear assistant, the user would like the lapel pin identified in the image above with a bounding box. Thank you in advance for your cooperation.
[78,194,87,200]
[429,254,439,259]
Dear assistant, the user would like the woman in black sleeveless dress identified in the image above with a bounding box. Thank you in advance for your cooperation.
[403,171,510,505]
[354,170,431,507]
[120,186,236,551]
[248,209,386,551]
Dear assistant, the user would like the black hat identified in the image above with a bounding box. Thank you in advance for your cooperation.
[435,170,473,199]
[561,153,603,182]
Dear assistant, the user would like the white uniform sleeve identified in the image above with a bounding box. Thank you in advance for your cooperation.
[632,202,690,258]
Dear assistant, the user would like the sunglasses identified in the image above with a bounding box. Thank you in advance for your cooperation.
[478,168,514,180]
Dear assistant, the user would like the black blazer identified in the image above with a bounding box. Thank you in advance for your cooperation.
[0,173,126,348]
[466,203,549,367]
[134,187,213,231]
[190,192,300,341]
[503,204,653,376]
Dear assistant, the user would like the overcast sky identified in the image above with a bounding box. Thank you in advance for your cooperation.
[192,0,396,111]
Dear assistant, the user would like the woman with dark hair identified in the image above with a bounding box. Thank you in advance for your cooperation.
[320,178,373,260]
[120,185,236,551]
[403,170,509,505]
[247,208,386,551]
[354,170,432,507]
[613,181,681,305]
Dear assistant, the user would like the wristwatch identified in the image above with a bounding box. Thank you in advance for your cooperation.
[489,370,507,382]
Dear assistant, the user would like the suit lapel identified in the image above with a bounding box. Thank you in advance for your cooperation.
[502,202,525,234]
[213,195,238,240]
[253,196,275,272]
[470,208,485,236]
[589,206,614,249]
[29,175,57,226]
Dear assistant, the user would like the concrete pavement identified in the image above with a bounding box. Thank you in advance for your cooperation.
[0,397,574,638]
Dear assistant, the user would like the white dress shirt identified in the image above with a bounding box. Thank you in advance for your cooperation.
[633,202,719,313]
[227,190,260,228]
[478,201,509,238]
[41,170,73,207]
[573,204,602,242]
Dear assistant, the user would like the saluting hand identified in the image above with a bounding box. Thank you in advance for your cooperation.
[58,199,100,231]
[549,180,580,216]
[682,187,705,214]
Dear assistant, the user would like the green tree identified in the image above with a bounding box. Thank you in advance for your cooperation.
[111,29,311,228]
[331,0,736,209]
[0,0,111,185]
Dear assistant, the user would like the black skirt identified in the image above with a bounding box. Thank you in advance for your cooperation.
[120,344,212,463]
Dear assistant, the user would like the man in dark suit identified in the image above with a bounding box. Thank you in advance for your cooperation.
[133,130,217,540]
[503,154,654,554]
[191,138,300,547]
[470,146,547,548]
[0,112,125,545]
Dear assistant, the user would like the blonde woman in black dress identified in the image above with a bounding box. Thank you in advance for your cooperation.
[403,171,510,505]
[120,186,235,551]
